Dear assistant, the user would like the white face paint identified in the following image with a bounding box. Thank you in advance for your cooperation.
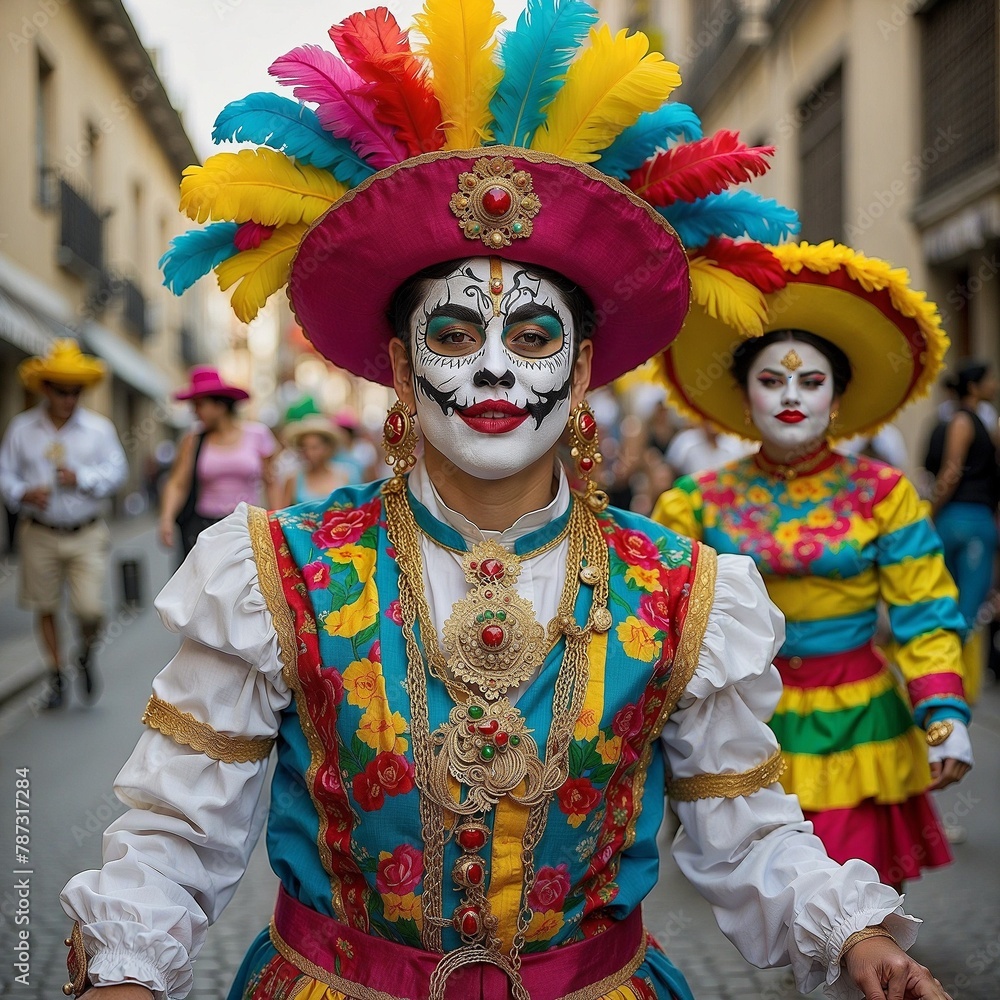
[407,258,576,481]
[746,340,836,454]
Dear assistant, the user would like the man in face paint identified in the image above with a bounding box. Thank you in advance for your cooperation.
[388,258,593,521]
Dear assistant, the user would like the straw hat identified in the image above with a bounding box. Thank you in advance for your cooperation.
[282,414,346,450]
[18,339,106,393]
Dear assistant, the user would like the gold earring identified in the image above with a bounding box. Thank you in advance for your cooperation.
[568,400,608,512]
[743,407,752,427]
[829,408,840,427]
[383,399,418,488]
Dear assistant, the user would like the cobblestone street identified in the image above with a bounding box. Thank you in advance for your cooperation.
[0,520,997,998]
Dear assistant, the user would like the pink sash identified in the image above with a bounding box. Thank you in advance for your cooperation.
[270,886,646,1000]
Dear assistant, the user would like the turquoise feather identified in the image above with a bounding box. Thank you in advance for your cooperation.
[212,92,374,187]
[657,190,800,247]
[595,104,703,179]
[159,223,240,294]
[488,0,598,147]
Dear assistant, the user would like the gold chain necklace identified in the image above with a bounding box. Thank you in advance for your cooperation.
[382,479,610,995]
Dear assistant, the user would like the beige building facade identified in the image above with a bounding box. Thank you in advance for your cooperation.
[0,0,214,510]
[616,0,999,470]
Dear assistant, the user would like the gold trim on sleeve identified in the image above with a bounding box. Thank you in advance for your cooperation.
[666,748,786,802]
[141,693,274,763]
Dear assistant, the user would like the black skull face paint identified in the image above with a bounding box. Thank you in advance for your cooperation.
[408,258,577,481]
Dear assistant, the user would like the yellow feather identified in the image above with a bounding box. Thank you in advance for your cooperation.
[180,149,346,227]
[530,25,680,162]
[214,222,308,324]
[689,256,767,337]
[415,0,504,149]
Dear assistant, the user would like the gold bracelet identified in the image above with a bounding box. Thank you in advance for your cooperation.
[839,924,896,962]
[925,719,954,746]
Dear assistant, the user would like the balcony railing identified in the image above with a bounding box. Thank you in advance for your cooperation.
[57,177,104,277]
[121,276,148,339]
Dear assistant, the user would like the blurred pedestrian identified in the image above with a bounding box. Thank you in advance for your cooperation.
[655,242,972,889]
[0,339,127,708]
[927,360,1000,702]
[158,367,278,557]
[332,407,377,484]
[664,417,755,477]
[280,415,349,505]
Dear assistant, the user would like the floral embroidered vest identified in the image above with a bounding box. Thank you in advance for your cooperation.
[250,479,712,956]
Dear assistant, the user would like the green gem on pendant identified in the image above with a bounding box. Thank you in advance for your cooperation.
[480,744,496,761]
[467,704,485,720]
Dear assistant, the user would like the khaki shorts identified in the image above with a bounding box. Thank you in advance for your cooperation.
[17,518,111,623]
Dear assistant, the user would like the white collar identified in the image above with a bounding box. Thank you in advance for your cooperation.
[409,457,570,550]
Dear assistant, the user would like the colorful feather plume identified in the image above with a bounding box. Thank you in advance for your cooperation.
[215,222,309,324]
[627,130,774,206]
[159,223,240,295]
[689,256,768,337]
[488,0,598,147]
[269,44,408,168]
[415,0,505,149]
[329,8,444,156]
[212,92,374,186]
[594,103,702,179]
[530,24,680,162]
[658,190,800,247]
[698,237,787,293]
[179,148,347,228]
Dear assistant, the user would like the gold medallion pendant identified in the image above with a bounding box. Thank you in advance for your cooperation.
[442,540,546,699]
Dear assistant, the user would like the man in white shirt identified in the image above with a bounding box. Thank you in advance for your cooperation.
[0,340,127,708]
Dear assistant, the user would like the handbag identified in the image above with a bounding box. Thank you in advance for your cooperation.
[175,433,214,555]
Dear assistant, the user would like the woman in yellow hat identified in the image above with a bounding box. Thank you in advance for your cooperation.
[654,240,973,888]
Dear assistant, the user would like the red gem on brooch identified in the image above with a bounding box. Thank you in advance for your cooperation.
[481,624,505,648]
[479,558,505,581]
[458,826,489,852]
[482,186,512,217]
[454,905,482,937]
[477,718,500,737]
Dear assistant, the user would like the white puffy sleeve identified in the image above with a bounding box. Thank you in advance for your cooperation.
[60,504,292,1000]
[661,553,919,998]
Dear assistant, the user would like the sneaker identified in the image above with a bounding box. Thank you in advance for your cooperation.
[42,672,63,710]
[944,823,967,844]
[77,645,98,704]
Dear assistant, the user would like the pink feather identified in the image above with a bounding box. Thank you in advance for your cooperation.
[233,222,275,252]
[268,43,407,169]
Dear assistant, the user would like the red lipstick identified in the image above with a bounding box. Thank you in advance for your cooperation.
[776,410,806,423]
[458,399,529,434]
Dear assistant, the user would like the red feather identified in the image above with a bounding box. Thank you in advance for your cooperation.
[627,130,775,206]
[329,9,443,156]
[329,7,410,68]
[698,237,788,292]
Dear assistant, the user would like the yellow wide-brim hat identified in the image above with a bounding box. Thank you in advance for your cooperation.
[658,241,949,442]
[18,339,106,394]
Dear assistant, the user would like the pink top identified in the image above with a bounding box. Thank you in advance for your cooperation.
[194,422,276,517]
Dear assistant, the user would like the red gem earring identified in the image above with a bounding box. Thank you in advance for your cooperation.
[568,400,608,511]
[383,400,418,489]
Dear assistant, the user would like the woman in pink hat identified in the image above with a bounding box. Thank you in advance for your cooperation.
[158,366,278,555]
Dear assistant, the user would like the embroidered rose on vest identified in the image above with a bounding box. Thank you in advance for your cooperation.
[616,616,661,662]
[319,665,344,706]
[385,599,403,625]
[352,767,385,811]
[527,863,571,912]
[302,559,331,590]
[610,528,662,570]
[371,751,414,798]
[312,500,380,549]
[558,776,601,827]
[638,590,671,633]
[376,843,424,895]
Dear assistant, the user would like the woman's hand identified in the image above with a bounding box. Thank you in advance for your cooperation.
[844,937,953,999]
[928,757,971,790]
[158,520,175,549]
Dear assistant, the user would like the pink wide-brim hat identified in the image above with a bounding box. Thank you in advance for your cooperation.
[287,147,690,390]
[174,366,250,401]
